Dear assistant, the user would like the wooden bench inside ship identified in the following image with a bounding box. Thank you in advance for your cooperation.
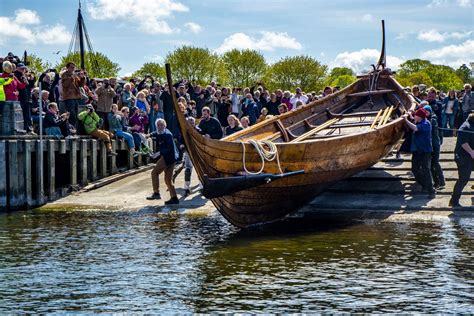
[228,88,403,144]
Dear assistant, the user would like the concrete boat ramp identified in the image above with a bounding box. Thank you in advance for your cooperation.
[44,138,473,223]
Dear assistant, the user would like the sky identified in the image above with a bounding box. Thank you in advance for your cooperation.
[0,0,473,76]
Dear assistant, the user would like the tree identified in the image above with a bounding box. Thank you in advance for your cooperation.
[132,62,166,81]
[55,51,120,78]
[325,67,356,88]
[455,64,472,83]
[25,53,52,75]
[165,46,223,85]
[425,64,463,91]
[397,59,431,77]
[263,55,327,92]
[221,49,267,88]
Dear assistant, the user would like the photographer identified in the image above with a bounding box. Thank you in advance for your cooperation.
[96,78,116,130]
[61,62,85,128]
[14,63,34,133]
[78,104,117,156]
[43,102,65,139]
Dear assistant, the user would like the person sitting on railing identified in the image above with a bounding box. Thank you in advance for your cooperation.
[43,102,66,139]
[78,104,117,156]
[107,103,136,156]
[31,89,49,127]
[129,106,151,155]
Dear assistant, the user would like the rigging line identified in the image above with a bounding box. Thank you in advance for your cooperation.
[241,140,283,175]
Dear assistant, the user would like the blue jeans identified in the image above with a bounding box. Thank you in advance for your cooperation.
[114,129,135,150]
[442,113,455,136]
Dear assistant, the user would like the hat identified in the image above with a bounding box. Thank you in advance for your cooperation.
[17,63,27,69]
[414,108,427,119]
[178,83,185,88]
[423,105,433,113]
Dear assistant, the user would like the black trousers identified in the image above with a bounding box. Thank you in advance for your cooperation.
[65,99,79,128]
[412,152,434,193]
[431,150,445,187]
[20,101,32,132]
[452,155,472,203]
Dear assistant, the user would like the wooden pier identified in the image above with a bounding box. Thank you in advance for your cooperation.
[0,136,153,211]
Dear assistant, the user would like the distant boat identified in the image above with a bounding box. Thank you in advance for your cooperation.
[165,21,416,228]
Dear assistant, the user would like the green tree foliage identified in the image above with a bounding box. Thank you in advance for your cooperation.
[132,62,166,81]
[263,55,327,92]
[221,49,267,88]
[395,59,463,91]
[165,46,223,85]
[325,67,356,88]
[25,53,52,75]
[455,64,472,84]
[56,51,120,78]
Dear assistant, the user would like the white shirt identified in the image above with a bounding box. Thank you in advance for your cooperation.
[290,94,308,108]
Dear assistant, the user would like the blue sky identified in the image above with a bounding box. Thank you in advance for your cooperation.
[0,0,472,76]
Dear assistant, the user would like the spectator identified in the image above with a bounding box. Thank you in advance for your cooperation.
[78,104,117,156]
[61,62,84,128]
[281,91,292,111]
[120,83,135,108]
[31,89,49,126]
[241,93,258,125]
[129,106,151,154]
[14,63,33,133]
[450,113,474,207]
[230,87,242,116]
[323,86,333,97]
[146,118,179,204]
[197,106,223,139]
[266,93,280,115]
[38,68,59,102]
[43,102,66,138]
[441,89,459,137]
[278,103,288,115]
[257,107,269,123]
[290,87,308,109]
[96,78,116,128]
[225,114,243,136]
[240,116,250,129]
[107,104,136,156]
[403,108,436,199]
[461,84,474,122]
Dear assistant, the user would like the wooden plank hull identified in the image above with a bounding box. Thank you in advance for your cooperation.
[166,70,415,228]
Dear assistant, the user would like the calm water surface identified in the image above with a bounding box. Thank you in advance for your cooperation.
[0,209,473,313]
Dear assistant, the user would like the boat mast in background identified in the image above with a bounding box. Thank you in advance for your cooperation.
[68,0,100,74]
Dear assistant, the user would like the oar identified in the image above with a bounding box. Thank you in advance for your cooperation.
[370,109,383,129]
[381,106,394,125]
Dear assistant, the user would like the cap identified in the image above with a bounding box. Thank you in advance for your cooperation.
[17,63,27,69]
[423,105,433,113]
[414,108,427,119]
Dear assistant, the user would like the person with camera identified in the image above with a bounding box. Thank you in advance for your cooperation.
[14,63,35,133]
[96,78,117,130]
[78,104,117,156]
[43,102,66,139]
[61,62,85,128]
[0,61,23,102]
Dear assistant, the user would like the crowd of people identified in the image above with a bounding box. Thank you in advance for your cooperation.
[0,51,473,207]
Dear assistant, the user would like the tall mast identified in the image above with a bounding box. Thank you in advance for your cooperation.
[78,1,85,70]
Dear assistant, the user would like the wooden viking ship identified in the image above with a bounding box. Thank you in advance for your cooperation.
[165,21,416,228]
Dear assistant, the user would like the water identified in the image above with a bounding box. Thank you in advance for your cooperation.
[0,209,473,313]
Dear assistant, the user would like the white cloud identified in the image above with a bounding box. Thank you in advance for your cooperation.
[215,31,302,54]
[87,0,188,34]
[184,22,202,34]
[0,9,70,45]
[362,14,374,22]
[332,48,404,74]
[427,0,472,7]
[421,39,474,68]
[417,29,472,42]
[14,9,40,25]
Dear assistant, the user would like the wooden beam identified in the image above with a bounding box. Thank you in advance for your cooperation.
[35,140,44,205]
[24,140,33,206]
[111,140,118,174]
[70,139,78,186]
[347,89,395,97]
[289,118,339,143]
[99,141,107,177]
[47,140,55,200]
[91,140,98,181]
[8,141,20,208]
[273,120,290,142]
[80,139,88,185]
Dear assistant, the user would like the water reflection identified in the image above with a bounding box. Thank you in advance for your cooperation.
[0,210,472,313]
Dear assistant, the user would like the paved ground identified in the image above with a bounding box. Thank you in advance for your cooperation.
[46,137,473,223]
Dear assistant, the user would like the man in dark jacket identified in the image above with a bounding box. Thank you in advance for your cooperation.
[450,113,474,207]
[147,118,179,204]
[197,106,223,139]
[14,63,34,133]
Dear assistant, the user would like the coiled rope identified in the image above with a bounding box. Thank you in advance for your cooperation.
[241,140,283,175]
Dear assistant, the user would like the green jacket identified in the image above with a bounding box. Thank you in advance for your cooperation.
[78,110,100,134]
[0,77,13,102]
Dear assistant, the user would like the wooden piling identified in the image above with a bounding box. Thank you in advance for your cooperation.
[24,140,33,206]
[8,141,21,208]
[91,140,98,181]
[111,140,118,174]
[0,141,7,209]
[70,139,78,186]
[47,140,55,200]
[35,140,44,204]
[100,142,107,178]
[80,140,88,185]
